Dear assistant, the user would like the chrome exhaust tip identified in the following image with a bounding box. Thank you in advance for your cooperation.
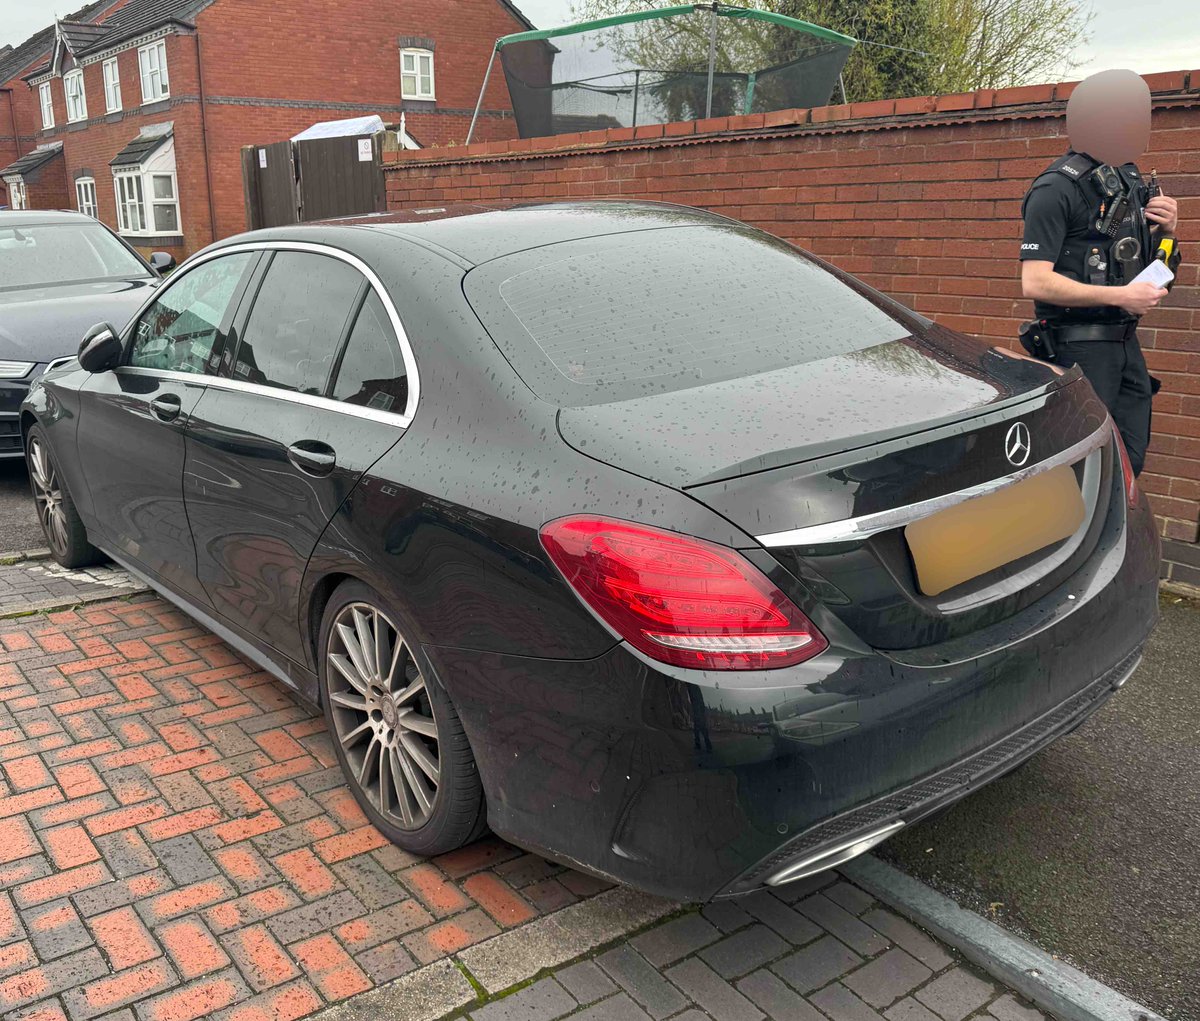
[766,820,905,888]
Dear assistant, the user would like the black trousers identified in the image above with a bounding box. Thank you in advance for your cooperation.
[1052,330,1154,476]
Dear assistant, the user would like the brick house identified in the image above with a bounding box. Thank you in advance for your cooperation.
[1,0,533,258]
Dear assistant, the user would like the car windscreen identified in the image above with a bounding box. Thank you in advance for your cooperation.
[0,222,149,291]
[464,224,912,407]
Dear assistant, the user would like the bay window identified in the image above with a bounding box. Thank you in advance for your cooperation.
[114,170,179,235]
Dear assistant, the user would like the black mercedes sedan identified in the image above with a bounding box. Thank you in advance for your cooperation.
[0,210,174,459]
[21,202,1160,901]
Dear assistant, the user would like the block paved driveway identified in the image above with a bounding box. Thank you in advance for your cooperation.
[0,590,1048,1021]
[0,594,613,1021]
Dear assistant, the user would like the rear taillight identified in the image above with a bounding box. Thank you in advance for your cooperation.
[539,515,828,670]
[1112,421,1138,506]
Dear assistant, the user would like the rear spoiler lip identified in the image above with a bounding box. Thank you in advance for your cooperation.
[754,401,1109,549]
[683,368,1083,490]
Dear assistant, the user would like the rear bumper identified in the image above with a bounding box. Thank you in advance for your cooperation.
[428,478,1160,903]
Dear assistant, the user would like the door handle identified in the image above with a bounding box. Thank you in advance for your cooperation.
[150,393,182,422]
[287,440,336,477]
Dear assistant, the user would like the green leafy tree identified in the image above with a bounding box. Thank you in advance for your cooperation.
[570,0,1091,102]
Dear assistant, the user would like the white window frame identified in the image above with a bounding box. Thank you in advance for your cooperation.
[113,168,181,236]
[38,82,54,129]
[5,177,27,210]
[76,177,98,217]
[400,48,435,101]
[64,69,87,123]
[103,57,122,113]
[137,40,169,104]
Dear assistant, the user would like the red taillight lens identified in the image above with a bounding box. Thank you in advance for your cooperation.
[540,515,828,670]
[1112,421,1138,506]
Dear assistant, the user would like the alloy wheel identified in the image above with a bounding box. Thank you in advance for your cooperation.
[326,601,441,829]
[29,436,69,557]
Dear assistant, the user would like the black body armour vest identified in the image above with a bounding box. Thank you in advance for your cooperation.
[1022,152,1155,324]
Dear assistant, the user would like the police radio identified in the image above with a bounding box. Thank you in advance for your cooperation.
[1091,164,1129,237]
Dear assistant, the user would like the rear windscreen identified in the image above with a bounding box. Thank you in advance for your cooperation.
[464,224,911,406]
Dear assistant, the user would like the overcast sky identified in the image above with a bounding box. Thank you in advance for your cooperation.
[3,0,1196,80]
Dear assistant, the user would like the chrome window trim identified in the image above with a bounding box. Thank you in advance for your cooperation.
[755,418,1112,548]
[119,240,420,427]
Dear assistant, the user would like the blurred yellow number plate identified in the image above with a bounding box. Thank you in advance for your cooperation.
[905,465,1084,596]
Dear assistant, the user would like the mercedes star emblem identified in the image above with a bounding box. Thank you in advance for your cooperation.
[1005,421,1031,467]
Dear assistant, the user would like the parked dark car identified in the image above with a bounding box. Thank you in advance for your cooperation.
[20,202,1159,901]
[0,210,175,459]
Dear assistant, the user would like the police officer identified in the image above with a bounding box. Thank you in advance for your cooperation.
[1020,69,1179,476]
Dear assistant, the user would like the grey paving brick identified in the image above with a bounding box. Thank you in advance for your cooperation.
[355,941,418,984]
[265,889,366,945]
[153,834,220,885]
[823,881,876,917]
[860,909,952,972]
[770,934,860,994]
[795,894,890,957]
[469,977,577,1021]
[24,898,92,960]
[556,960,618,1004]
[155,773,215,813]
[736,968,827,1021]
[985,993,1050,1021]
[700,900,753,934]
[598,945,689,1019]
[698,924,789,980]
[843,948,932,1008]
[664,1012,710,1021]
[740,891,822,946]
[331,853,408,910]
[571,993,654,1021]
[810,982,887,1021]
[914,968,994,1021]
[884,997,943,1021]
[665,958,764,1021]
[631,912,721,967]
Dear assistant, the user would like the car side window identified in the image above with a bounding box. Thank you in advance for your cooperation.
[233,251,363,395]
[129,253,254,374]
[330,290,408,414]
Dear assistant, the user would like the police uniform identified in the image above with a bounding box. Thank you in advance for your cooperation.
[1020,150,1157,475]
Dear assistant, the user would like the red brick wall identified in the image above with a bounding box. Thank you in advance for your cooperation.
[381,73,1200,586]
[193,0,528,239]
[21,150,70,209]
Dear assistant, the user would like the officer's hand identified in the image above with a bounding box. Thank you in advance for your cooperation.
[1146,194,1178,234]
[1118,281,1168,316]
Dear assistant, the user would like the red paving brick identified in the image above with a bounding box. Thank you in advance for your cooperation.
[0,595,604,1018]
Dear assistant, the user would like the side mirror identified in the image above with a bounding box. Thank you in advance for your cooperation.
[149,251,176,274]
[77,323,122,373]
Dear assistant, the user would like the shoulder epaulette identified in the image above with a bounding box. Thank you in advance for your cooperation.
[1050,152,1098,183]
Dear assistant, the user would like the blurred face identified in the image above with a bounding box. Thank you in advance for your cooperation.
[1066,69,1151,166]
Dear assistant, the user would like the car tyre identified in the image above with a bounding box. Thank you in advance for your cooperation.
[319,580,486,856]
[25,424,104,569]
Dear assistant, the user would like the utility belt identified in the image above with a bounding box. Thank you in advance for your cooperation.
[1018,318,1137,360]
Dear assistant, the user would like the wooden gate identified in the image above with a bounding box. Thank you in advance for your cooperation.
[241,134,385,230]
[241,140,297,230]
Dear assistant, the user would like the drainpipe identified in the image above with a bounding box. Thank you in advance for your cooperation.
[194,32,217,245]
[3,88,21,158]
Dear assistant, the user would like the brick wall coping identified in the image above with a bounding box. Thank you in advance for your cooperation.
[383,70,1200,169]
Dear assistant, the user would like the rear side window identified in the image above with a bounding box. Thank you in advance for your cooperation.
[331,290,408,413]
[465,225,910,406]
[234,251,362,394]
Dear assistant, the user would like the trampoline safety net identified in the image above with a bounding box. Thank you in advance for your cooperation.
[489,3,855,139]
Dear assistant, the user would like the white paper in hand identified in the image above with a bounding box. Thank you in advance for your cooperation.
[1131,259,1174,288]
